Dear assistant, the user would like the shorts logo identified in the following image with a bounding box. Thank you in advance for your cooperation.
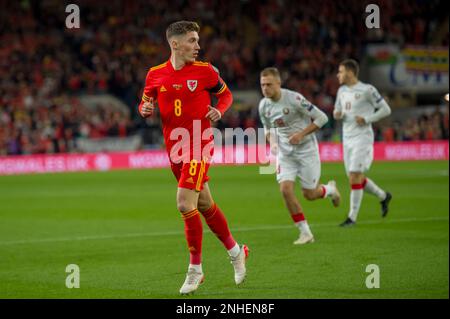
[187,80,198,92]
[283,108,289,115]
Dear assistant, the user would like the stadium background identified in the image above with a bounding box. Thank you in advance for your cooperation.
[0,0,448,299]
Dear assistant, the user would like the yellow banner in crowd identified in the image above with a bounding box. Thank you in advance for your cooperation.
[402,46,449,73]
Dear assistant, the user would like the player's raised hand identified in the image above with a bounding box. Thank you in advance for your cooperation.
[140,99,154,118]
[205,105,222,122]
[288,132,304,145]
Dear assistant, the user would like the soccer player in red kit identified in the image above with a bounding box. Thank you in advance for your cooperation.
[138,21,248,295]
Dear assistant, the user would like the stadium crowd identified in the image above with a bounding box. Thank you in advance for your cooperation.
[0,0,448,155]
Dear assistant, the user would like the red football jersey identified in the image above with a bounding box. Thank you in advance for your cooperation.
[139,60,228,164]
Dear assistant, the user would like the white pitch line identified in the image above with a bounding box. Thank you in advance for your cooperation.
[0,216,448,246]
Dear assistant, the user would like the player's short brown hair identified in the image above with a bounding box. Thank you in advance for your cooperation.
[166,21,200,41]
[260,67,281,80]
[340,59,359,77]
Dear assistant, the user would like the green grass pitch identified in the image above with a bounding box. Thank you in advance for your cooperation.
[0,161,448,299]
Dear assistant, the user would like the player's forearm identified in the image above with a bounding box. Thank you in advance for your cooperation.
[265,132,276,145]
[265,132,270,144]
[311,107,329,128]
[214,87,233,115]
[364,101,391,124]
[296,123,320,138]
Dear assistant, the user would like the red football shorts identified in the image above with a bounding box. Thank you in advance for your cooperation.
[170,159,210,192]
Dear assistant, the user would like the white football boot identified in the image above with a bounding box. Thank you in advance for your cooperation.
[293,231,315,245]
[179,268,204,295]
[328,180,341,207]
[230,245,249,285]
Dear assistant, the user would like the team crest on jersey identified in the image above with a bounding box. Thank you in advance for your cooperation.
[355,93,361,99]
[283,108,289,115]
[187,80,198,92]
[265,111,271,117]
[173,84,183,90]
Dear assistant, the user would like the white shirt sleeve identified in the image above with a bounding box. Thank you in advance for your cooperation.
[364,85,391,124]
[292,92,328,128]
[258,99,271,135]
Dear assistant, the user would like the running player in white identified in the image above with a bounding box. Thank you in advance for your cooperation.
[259,67,341,244]
[334,59,392,227]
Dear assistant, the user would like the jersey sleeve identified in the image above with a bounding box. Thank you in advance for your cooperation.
[366,85,384,109]
[291,92,328,128]
[205,63,227,95]
[138,69,157,116]
[364,85,391,123]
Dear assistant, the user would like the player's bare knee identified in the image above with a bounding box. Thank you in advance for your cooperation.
[349,173,364,185]
[177,200,196,214]
[197,199,212,213]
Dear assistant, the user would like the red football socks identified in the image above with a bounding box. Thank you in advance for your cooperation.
[200,203,236,250]
[181,209,203,265]
[291,212,306,223]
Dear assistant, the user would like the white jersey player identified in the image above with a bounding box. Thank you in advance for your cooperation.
[258,67,341,245]
[333,59,392,227]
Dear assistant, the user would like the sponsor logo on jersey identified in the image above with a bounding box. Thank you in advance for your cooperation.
[160,85,167,92]
[187,80,198,92]
[186,177,194,184]
[355,93,361,99]
[283,108,289,115]
[173,84,183,90]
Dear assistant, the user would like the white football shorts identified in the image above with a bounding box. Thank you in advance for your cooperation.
[276,143,321,189]
[343,134,374,174]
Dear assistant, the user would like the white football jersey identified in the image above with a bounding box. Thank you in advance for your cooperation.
[334,81,385,140]
[259,88,327,154]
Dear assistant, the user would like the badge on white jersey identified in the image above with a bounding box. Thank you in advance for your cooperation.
[300,100,313,111]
